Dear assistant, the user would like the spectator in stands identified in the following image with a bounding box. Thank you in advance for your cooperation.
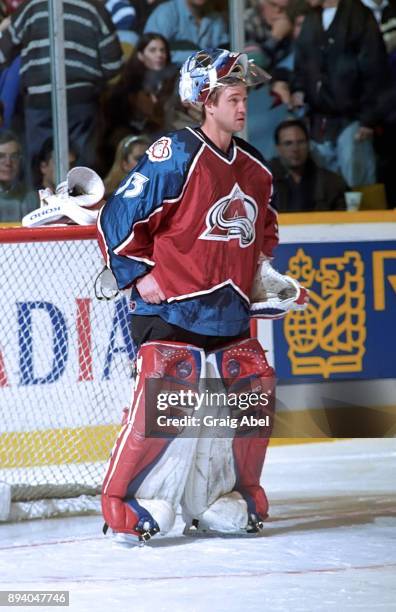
[269,119,347,211]
[102,33,178,162]
[244,0,294,75]
[289,0,309,40]
[242,0,308,160]
[144,0,228,64]
[361,0,396,206]
[104,0,137,51]
[128,0,167,43]
[252,0,309,107]
[361,0,396,36]
[104,134,150,197]
[0,4,22,133]
[0,130,36,222]
[0,55,20,131]
[0,0,123,176]
[289,0,389,188]
[31,138,78,192]
[0,1,24,17]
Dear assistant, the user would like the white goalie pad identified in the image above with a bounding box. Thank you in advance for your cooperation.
[22,166,105,227]
[250,258,309,320]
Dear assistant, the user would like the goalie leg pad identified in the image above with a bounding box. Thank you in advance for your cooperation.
[102,340,204,536]
[199,491,248,532]
[182,338,275,527]
[221,338,275,521]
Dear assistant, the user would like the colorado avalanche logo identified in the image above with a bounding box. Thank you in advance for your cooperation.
[147,137,172,162]
[199,183,258,248]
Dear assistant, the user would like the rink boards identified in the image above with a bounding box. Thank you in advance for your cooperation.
[257,211,396,437]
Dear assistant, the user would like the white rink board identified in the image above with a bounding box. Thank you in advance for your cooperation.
[0,239,133,431]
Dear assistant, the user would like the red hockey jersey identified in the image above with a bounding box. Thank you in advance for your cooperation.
[98,127,278,336]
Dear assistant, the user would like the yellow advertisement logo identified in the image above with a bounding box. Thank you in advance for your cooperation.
[284,249,366,378]
[372,250,396,310]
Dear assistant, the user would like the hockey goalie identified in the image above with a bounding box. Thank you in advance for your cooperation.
[97,48,308,545]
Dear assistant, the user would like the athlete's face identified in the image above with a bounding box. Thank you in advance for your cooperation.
[206,84,248,134]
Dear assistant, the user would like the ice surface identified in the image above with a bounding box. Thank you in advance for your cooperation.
[1,438,395,612]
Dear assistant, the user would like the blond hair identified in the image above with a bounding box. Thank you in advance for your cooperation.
[104,135,149,196]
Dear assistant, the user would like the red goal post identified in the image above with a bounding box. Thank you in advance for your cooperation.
[0,225,134,521]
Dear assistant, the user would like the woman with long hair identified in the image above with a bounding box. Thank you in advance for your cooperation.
[102,32,178,161]
[104,135,150,198]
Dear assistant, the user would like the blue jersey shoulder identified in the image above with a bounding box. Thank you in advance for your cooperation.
[98,128,204,288]
[101,128,202,235]
[106,128,202,207]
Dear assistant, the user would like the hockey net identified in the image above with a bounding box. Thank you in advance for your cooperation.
[0,225,134,521]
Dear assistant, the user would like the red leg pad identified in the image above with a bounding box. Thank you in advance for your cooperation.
[102,341,203,533]
[215,337,275,520]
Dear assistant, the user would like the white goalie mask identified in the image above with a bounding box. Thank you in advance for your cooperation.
[179,48,271,105]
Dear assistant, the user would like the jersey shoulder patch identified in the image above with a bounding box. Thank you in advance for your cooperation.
[147,136,173,162]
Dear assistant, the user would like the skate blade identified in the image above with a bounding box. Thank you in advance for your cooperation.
[111,533,146,549]
[183,526,265,539]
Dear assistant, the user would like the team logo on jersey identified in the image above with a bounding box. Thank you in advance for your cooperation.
[147,137,172,162]
[199,183,258,248]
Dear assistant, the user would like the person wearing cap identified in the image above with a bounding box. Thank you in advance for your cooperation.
[97,49,307,545]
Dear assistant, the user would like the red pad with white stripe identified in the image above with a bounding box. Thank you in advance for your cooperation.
[101,340,204,536]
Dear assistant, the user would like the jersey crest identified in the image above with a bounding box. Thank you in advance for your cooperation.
[199,183,258,248]
[147,137,172,162]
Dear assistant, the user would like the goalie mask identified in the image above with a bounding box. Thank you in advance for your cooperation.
[179,48,271,105]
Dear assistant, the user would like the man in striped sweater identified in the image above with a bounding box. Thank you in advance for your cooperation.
[0,0,123,174]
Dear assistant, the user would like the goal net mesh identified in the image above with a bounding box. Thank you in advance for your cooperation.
[0,226,134,520]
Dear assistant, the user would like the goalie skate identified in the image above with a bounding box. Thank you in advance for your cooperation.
[183,515,266,539]
[183,490,267,539]
[111,532,146,549]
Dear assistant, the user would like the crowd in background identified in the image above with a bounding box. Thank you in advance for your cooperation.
[0,0,395,222]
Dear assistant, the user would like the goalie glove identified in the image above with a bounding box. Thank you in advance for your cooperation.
[250,258,309,320]
[22,166,105,227]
